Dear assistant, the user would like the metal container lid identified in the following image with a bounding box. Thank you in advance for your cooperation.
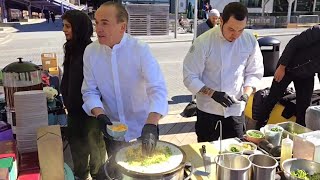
[2,58,40,73]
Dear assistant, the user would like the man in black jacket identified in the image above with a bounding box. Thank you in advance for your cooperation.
[260,25,320,126]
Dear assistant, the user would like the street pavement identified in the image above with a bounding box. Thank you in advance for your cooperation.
[0,20,319,113]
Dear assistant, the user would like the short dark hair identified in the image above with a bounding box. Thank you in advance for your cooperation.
[101,2,128,23]
[222,2,248,24]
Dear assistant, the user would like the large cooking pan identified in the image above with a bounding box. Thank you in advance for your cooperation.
[99,140,194,180]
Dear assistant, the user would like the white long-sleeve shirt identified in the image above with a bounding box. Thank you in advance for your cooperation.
[82,33,168,141]
[183,26,264,117]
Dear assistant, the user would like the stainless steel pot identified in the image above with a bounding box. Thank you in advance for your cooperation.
[248,154,278,180]
[102,140,193,180]
[215,153,251,180]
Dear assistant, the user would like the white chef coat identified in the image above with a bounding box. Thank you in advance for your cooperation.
[183,26,264,117]
[81,33,168,141]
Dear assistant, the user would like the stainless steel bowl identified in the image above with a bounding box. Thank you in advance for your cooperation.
[282,158,320,180]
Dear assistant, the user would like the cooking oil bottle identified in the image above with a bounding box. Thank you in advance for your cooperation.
[280,135,293,169]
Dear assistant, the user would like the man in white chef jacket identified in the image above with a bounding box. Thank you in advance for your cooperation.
[183,2,264,142]
[81,1,168,164]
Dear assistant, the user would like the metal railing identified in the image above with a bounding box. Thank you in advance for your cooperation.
[247,15,318,28]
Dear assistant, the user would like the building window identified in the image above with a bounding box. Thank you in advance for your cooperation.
[296,0,313,12]
[240,0,262,8]
[273,0,288,12]
[316,0,320,11]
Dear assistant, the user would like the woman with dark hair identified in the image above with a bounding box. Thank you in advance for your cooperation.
[60,10,106,180]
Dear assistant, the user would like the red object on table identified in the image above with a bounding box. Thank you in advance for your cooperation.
[19,151,40,172]
[0,140,17,160]
[18,169,40,180]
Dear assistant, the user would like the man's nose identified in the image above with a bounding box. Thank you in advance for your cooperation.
[95,24,102,32]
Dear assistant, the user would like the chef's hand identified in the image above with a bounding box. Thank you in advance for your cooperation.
[97,114,113,136]
[211,91,235,107]
[239,94,249,103]
[141,124,158,156]
[274,65,286,82]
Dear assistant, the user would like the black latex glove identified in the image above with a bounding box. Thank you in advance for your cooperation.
[97,114,113,137]
[239,94,249,102]
[141,124,158,156]
[211,91,235,107]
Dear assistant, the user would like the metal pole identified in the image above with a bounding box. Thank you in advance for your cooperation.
[0,0,4,22]
[193,0,197,40]
[287,0,294,24]
[61,2,64,14]
[174,0,178,38]
[28,4,32,19]
[261,0,265,16]
[191,0,198,102]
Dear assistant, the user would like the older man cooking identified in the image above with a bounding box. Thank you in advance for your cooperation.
[81,1,168,178]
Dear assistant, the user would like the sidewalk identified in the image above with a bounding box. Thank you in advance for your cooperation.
[0,27,14,45]
[159,110,197,146]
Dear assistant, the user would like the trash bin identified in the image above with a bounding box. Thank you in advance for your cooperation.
[258,37,280,77]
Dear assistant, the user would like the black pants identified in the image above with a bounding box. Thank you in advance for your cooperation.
[262,73,315,126]
[196,109,245,142]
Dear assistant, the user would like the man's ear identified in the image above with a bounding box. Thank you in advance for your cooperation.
[120,22,127,33]
[220,18,224,25]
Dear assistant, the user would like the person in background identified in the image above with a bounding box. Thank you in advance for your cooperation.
[259,25,320,127]
[60,10,106,180]
[183,2,264,142]
[81,2,168,178]
[203,2,211,19]
[44,10,50,23]
[197,9,220,37]
[50,11,56,24]
[187,2,193,19]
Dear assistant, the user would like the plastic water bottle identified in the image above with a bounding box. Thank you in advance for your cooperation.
[280,135,293,169]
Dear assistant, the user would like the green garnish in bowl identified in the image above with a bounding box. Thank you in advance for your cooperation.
[271,127,282,132]
[248,131,263,138]
[230,147,240,152]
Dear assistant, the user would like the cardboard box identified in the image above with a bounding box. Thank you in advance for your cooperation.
[41,53,58,71]
[37,125,64,180]
[48,67,59,76]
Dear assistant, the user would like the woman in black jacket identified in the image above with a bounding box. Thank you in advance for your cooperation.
[61,10,106,180]
[260,25,320,127]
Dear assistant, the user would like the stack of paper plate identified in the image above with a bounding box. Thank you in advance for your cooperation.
[14,90,48,153]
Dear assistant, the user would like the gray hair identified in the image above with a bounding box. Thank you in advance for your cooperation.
[101,2,128,23]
